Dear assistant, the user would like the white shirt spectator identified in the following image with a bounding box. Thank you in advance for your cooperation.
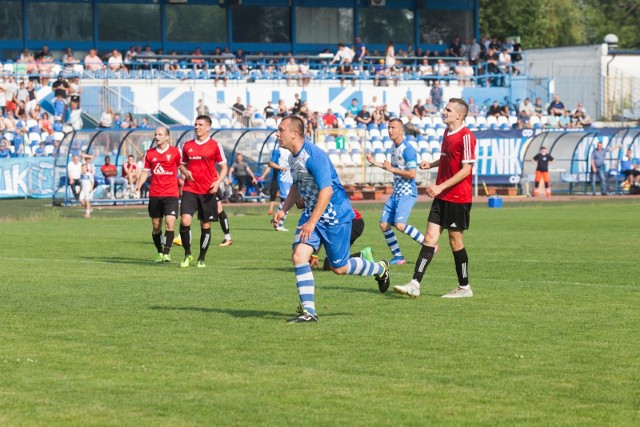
[67,158,82,180]
[332,46,355,64]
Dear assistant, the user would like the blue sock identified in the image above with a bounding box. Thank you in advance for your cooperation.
[345,258,383,276]
[403,224,425,244]
[295,263,315,315]
[383,229,403,259]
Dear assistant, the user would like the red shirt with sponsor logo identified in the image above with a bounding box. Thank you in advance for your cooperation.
[181,138,226,195]
[436,126,476,204]
[143,145,181,198]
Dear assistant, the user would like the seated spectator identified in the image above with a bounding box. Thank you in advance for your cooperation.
[372,106,384,126]
[228,153,258,194]
[108,49,128,74]
[533,98,545,117]
[467,97,479,117]
[517,110,532,129]
[339,58,356,87]
[299,59,311,87]
[67,155,82,200]
[399,97,413,120]
[284,57,300,87]
[263,100,276,119]
[0,138,11,158]
[139,117,151,129]
[620,149,640,187]
[558,110,573,128]
[346,98,360,119]
[519,98,535,116]
[120,112,133,129]
[34,141,47,157]
[39,112,52,133]
[548,95,565,117]
[138,45,156,70]
[84,49,105,72]
[412,99,427,119]
[418,58,434,82]
[454,61,468,86]
[434,59,450,80]
[500,103,511,117]
[235,48,248,74]
[424,98,438,116]
[487,100,502,118]
[571,102,593,127]
[277,99,288,118]
[99,107,114,128]
[232,97,246,124]
[356,105,372,126]
[124,46,137,69]
[122,154,138,195]
[322,108,339,129]
[212,61,228,87]
[101,155,128,198]
[545,114,560,129]
[62,48,80,75]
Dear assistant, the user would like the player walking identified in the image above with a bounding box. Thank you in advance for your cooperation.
[273,116,390,323]
[366,118,425,264]
[178,115,228,268]
[532,146,554,197]
[394,98,477,298]
[135,126,181,262]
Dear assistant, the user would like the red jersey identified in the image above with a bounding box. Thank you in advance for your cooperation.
[143,145,181,198]
[436,126,476,204]
[353,208,363,220]
[122,162,137,178]
[181,138,226,195]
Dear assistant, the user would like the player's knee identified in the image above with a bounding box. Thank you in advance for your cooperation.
[379,222,390,232]
[330,265,347,275]
[395,223,406,232]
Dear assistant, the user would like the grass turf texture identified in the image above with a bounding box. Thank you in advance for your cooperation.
[1,198,639,425]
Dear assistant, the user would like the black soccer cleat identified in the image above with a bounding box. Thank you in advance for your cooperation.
[375,260,391,293]
[287,312,319,323]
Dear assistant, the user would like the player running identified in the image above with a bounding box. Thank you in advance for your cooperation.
[394,98,477,299]
[178,115,228,268]
[135,126,181,262]
[273,116,390,323]
[366,118,425,264]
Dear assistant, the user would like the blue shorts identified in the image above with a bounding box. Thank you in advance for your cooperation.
[293,216,352,269]
[278,180,292,199]
[380,195,417,225]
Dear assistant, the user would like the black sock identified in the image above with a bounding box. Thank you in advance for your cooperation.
[152,232,163,253]
[412,245,436,283]
[453,248,469,287]
[163,230,174,255]
[219,210,230,235]
[180,225,191,255]
[198,228,211,262]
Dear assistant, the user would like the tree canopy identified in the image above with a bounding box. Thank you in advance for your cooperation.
[479,0,640,49]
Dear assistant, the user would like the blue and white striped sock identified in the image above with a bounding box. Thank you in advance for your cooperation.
[277,202,288,227]
[383,229,403,258]
[295,263,315,315]
[345,258,383,276]
[403,224,425,244]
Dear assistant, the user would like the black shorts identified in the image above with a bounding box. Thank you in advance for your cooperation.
[428,199,471,231]
[148,196,179,219]
[180,191,219,222]
[350,218,365,245]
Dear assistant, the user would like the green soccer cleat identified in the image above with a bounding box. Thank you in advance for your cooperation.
[197,260,206,268]
[162,254,172,263]
[180,255,193,268]
[154,252,163,263]
[360,246,374,263]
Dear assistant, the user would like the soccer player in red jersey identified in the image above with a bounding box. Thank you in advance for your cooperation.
[178,115,228,268]
[135,126,182,262]
[394,98,477,299]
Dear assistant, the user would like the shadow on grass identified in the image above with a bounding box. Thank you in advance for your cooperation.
[80,256,157,266]
[149,305,353,319]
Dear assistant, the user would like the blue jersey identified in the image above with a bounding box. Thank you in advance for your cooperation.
[391,140,418,197]
[290,140,354,226]
[270,147,293,184]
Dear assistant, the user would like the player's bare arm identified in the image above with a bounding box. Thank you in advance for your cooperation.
[135,170,149,192]
[426,163,473,198]
[211,162,228,194]
[419,159,440,170]
[179,164,193,181]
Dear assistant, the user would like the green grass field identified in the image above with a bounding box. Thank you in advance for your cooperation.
[1,198,639,426]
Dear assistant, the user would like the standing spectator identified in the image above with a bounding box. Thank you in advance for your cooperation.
[272,116,390,323]
[83,49,105,73]
[329,43,355,66]
[177,115,228,268]
[228,152,258,194]
[263,100,276,120]
[468,38,481,68]
[532,146,554,197]
[449,36,462,57]
[394,98,477,299]
[101,155,128,199]
[590,142,614,196]
[134,126,182,262]
[430,81,443,110]
[78,163,94,218]
[384,41,396,69]
[354,36,366,68]
[67,155,83,200]
[232,97,246,124]
[196,99,210,117]
[365,118,426,265]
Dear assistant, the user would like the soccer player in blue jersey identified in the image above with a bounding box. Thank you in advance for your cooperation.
[366,118,426,265]
[273,116,391,323]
